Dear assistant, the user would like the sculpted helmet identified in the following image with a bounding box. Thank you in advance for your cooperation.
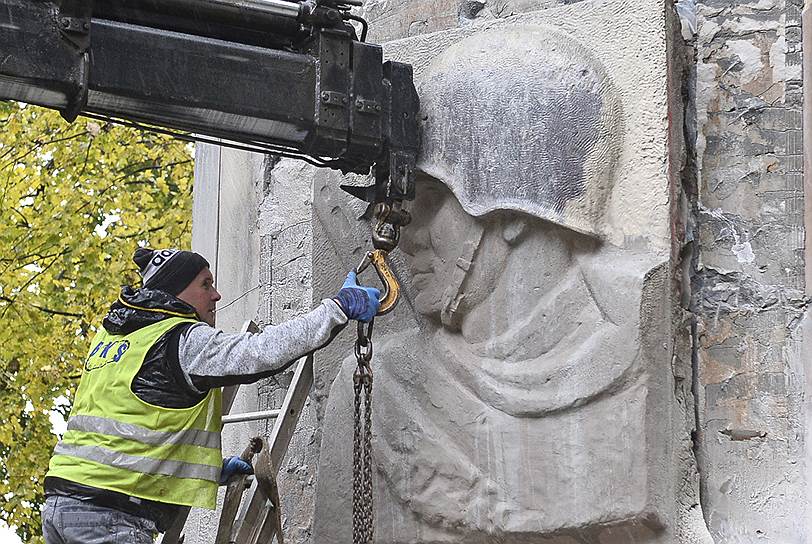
[416,25,623,238]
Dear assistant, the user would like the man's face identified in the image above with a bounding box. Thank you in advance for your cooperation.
[177,267,221,326]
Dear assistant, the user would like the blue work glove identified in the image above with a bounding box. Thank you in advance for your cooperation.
[334,271,381,322]
[219,456,254,485]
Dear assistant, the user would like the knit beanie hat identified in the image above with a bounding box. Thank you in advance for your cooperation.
[133,247,210,296]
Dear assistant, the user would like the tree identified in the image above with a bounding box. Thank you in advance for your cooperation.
[0,102,193,542]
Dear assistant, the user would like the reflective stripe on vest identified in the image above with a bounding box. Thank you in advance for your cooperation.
[66,414,221,450]
[53,442,220,482]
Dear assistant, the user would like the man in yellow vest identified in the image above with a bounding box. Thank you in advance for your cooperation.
[41,247,379,543]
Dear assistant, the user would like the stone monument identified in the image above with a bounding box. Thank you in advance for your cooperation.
[310,3,710,542]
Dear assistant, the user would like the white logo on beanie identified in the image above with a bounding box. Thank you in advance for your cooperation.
[141,249,179,285]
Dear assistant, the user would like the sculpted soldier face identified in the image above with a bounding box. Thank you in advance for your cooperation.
[396,174,643,421]
[399,178,508,327]
[399,180,469,316]
[399,177,571,338]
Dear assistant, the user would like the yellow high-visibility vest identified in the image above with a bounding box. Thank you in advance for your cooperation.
[47,316,223,509]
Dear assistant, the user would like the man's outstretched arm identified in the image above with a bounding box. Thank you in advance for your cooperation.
[178,299,348,390]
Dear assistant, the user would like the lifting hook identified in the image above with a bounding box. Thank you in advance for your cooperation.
[355,249,400,315]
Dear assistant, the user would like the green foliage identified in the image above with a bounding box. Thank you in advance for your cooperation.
[0,103,193,542]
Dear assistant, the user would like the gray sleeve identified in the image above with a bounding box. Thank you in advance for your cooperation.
[177,299,348,390]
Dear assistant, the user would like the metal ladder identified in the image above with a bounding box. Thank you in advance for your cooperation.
[159,320,314,544]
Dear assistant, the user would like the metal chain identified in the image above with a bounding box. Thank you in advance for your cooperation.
[361,369,374,537]
[353,320,374,544]
[352,372,364,544]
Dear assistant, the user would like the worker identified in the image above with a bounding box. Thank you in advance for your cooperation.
[40,247,380,543]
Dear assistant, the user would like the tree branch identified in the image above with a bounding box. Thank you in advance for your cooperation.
[118,159,191,182]
[9,207,30,228]
[73,159,192,215]
[77,141,93,179]
[0,249,69,319]
[0,296,83,318]
[0,131,88,171]
[109,225,163,240]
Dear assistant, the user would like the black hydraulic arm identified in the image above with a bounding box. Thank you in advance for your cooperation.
[0,0,418,239]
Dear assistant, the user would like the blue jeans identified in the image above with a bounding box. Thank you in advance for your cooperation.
[42,496,157,544]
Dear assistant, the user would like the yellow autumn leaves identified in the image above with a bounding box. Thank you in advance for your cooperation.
[0,103,193,542]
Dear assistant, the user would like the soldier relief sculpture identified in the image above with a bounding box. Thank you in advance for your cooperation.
[316,25,672,543]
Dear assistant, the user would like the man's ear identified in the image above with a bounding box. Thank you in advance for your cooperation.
[501,215,529,246]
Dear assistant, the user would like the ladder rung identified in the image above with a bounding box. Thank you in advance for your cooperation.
[222,409,280,424]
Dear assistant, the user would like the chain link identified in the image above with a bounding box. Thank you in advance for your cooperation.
[353,320,374,544]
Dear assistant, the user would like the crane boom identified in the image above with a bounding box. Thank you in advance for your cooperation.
[0,0,418,225]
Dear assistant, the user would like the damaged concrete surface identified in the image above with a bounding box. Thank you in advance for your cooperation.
[693,0,810,540]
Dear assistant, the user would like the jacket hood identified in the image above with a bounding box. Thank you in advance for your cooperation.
[103,286,200,334]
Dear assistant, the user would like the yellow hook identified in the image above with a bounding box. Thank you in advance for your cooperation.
[355,249,400,315]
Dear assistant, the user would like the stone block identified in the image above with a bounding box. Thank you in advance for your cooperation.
[309,1,705,542]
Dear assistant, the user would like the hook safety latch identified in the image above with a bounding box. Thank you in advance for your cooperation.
[355,249,400,315]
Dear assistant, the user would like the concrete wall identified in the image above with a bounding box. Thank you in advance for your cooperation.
[187,0,812,542]
[190,148,323,541]
[692,0,811,540]
[255,158,320,542]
